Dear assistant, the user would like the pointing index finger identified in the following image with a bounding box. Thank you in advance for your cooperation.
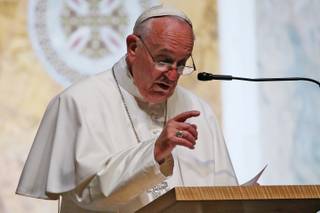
[173,110,200,122]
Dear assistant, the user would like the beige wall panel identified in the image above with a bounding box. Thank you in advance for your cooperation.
[0,1,220,212]
[160,0,222,120]
[0,1,61,212]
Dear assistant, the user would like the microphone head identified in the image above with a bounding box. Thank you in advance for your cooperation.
[197,72,233,81]
[197,72,213,81]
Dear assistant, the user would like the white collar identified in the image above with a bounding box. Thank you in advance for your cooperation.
[112,56,167,118]
[113,56,144,100]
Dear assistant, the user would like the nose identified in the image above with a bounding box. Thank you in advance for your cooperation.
[165,67,180,81]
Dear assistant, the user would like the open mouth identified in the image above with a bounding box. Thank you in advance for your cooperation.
[157,83,170,90]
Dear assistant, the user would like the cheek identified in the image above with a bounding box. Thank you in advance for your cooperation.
[133,66,156,91]
[142,70,160,91]
[140,69,159,86]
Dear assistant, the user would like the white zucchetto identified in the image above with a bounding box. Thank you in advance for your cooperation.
[133,4,193,32]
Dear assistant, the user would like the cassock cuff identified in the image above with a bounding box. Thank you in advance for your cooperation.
[151,141,174,177]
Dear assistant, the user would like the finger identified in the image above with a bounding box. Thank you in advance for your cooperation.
[190,124,197,129]
[185,123,198,138]
[173,110,200,122]
[177,123,198,139]
[176,130,196,145]
[172,137,196,149]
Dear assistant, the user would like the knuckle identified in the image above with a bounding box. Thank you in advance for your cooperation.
[168,135,176,141]
[167,122,175,128]
[168,119,175,124]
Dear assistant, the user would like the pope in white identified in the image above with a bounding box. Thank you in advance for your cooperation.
[17,5,238,213]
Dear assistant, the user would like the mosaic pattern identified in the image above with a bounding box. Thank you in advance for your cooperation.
[29,0,158,85]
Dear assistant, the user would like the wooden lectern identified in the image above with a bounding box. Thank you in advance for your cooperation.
[137,185,320,213]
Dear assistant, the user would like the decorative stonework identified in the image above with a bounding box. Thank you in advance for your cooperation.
[29,0,158,85]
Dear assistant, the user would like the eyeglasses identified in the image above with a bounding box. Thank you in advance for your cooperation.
[136,35,197,75]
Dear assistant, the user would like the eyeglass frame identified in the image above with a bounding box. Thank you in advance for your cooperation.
[135,35,197,75]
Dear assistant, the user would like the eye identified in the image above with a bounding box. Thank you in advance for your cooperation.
[156,56,174,64]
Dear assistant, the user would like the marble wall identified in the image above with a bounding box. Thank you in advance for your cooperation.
[257,0,320,184]
[219,0,320,184]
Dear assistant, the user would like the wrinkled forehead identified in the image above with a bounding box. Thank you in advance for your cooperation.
[133,5,193,32]
[147,17,195,59]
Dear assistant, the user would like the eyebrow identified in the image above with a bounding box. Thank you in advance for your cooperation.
[154,48,191,61]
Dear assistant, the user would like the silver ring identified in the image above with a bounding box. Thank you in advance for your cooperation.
[175,130,184,138]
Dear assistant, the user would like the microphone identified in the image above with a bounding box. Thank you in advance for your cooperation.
[197,72,320,88]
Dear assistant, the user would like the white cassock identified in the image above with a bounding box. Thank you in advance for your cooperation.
[16,57,238,212]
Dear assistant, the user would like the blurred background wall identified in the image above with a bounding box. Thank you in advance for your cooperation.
[0,0,319,212]
[0,0,220,212]
[218,0,320,185]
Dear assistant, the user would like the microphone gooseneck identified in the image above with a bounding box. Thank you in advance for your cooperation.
[197,72,320,88]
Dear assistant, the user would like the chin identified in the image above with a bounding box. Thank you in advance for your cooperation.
[143,92,172,104]
[144,96,167,104]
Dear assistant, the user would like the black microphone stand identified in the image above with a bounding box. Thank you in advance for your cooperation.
[197,72,320,88]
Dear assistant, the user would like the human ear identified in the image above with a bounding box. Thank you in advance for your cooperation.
[126,34,138,63]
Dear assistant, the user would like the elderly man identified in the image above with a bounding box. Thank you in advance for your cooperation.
[17,5,238,213]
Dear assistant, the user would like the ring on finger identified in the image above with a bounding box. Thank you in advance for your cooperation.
[175,130,184,138]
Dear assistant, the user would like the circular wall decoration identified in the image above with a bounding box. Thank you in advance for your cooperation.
[29,0,158,86]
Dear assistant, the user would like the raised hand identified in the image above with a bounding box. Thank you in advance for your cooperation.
[154,110,200,163]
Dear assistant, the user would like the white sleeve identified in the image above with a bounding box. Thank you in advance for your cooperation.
[64,139,174,212]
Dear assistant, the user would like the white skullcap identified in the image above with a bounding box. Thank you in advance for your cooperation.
[133,5,193,32]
